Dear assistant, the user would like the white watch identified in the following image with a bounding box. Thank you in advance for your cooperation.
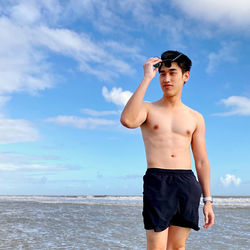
[203,196,213,203]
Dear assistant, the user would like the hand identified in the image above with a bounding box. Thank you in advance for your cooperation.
[203,202,215,229]
[143,57,162,81]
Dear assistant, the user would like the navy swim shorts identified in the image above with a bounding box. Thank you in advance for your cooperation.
[142,168,202,232]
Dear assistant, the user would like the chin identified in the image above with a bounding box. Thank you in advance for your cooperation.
[164,92,175,97]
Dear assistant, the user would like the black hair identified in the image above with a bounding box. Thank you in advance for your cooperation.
[160,50,192,74]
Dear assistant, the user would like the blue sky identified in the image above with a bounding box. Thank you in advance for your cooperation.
[0,0,250,195]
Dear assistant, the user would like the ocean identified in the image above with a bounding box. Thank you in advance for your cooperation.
[0,196,249,249]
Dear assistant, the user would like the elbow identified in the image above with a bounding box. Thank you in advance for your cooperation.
[195,159,210,170]
[120,116,138,129]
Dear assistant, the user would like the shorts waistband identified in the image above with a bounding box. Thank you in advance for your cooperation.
[146,168,194,175]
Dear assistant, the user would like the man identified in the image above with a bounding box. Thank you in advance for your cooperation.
[120,50,215,250]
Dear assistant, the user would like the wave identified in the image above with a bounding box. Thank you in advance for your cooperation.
[0,195,250,207]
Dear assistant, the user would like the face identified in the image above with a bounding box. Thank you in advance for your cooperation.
[159,62,190,96]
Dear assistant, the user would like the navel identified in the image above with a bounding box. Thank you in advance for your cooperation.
[153,125,159,130]
[171,154,175,158]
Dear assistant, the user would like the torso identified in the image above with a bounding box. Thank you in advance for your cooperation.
[140,100,198,170]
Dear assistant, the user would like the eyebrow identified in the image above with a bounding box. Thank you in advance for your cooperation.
[159,68,177,73]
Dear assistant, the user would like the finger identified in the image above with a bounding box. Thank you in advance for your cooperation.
[208,214,215,227]
[147,57,162,62]
[148,57,158,60]
[152,58,162,62]
[203,213,208,228]
[205,213,209,224]
[204,214,214,229]
[153,67,159,73]
[205,220,213,229]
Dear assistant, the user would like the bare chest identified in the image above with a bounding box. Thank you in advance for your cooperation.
[141,107,197,138]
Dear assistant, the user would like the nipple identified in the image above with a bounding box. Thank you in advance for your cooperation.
[171,154,175,158]
[153,125,159,130]
[186,130,191,135]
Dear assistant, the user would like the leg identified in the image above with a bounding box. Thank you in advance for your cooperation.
[146,228,169,250]
[166,225,190,250]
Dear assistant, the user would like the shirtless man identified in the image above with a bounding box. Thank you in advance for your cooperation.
[120,50,214,250]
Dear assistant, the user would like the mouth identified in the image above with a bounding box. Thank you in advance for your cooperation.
[163,84,173,88]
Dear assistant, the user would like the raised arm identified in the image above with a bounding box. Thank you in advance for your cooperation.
[120,57,161,129]
[191,112,215,229]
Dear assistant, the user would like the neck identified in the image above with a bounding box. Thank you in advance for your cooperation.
[160,93,182,108]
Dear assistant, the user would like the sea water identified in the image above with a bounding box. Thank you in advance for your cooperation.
[0,196,249,249]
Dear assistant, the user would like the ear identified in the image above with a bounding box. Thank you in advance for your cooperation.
[183,71,190,82]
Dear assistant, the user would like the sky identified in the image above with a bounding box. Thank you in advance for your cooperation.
[0,0,250,196]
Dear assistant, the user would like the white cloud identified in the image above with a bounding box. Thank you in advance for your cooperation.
[173,0,250,31]
[102,86,133,106]
[67,0,156,32]
[0,163,78,172]
[66,0,124,33]
[67,0,186,46]
[213,96,250,116]
[0,0,146,142]
[118,0,156,26]
[220,174,241,187]
[0,1,144,98]
[0,151,80,172]
[0,117,40,144]
[10,1,42,25]
[45,115,118,129]
[0,152,60,165]
[6,0,62,26]
[0,17,55,96]
[103,41,147,62]
[156,14,186,48]
[81,108,120,116]
[0,96,11,109]
[206,42,238,74]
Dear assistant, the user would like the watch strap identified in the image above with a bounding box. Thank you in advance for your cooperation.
[203,196,213,203]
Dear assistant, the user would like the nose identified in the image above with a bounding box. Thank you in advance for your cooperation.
[162,74,170,83]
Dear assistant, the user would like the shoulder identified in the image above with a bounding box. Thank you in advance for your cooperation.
[143,101,159,111]
[184,105,204,121]
[143,101,152,106]
[142,101,152,111]
[183,105,205,130]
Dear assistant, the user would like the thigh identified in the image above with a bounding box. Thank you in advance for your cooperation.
[167,225,190,249]
[146,228,169,250]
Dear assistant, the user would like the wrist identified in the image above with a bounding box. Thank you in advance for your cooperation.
[142,76,153,83]
[204,200,212,205]
[203,196,213,204]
